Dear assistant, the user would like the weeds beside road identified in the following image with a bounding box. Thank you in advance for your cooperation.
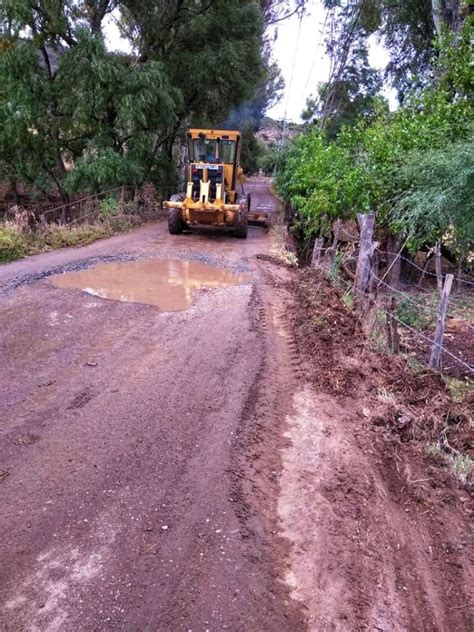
[0,185,163,262]
[0,215,143,262]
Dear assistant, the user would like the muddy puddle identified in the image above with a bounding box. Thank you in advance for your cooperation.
[50,259,250,311]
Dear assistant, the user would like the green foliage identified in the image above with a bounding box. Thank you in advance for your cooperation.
[276,126,374,234]
[100,197,120,217]
[443,376,474,403]
[258,145,279,175]
[303,45,384,136]
[396,297,434,330]
[0,225,28,261]
[276,19,474,256]
[321,1,467,100]
[0,1,272,197]
[392,138,474,251]
[240,124,265,174]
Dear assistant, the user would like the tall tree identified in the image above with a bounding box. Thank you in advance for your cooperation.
[1,0,280,196]
[303,44,383,136]
[319,0,472,102]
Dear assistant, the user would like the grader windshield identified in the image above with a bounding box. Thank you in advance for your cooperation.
[189,136,237,164]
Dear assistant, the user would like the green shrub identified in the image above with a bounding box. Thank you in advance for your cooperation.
[0,225,28,262]
[100,197,120,217]
[396,297,434,330]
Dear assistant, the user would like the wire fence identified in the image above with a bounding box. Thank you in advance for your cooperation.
[379,249,474,288]
[311,220,474,378]
[335,273,473,374]
[2,184,166,228]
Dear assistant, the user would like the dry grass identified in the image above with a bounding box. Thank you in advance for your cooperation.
[0,222,29,261]
[0,215,142,263]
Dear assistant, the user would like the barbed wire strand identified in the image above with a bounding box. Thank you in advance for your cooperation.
[334,274,474,374]
[317,224,474,286]
[371,272,440,315]
[379,249,474,287]
[31,186,125,217]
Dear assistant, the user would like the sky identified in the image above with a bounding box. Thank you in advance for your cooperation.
[104,0,396,124]
[267,0,395,122]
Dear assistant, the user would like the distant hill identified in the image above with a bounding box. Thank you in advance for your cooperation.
[256,117,304,148]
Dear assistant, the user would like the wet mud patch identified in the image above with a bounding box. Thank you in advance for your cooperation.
[0,254,139,295]
[50,259,251,311]
[66,388,95,410]
[12,433,40,446]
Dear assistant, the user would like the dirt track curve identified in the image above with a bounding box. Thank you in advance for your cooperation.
[1,179,472,631]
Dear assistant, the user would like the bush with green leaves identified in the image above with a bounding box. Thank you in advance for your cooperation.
[99,197,120,217]
[275,20,474,258]
[396,297,435,331]
[0,225,28,261]
[392,138,474,254]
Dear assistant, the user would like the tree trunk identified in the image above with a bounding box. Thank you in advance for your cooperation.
[355,213,378,312]
[419,252,433,286]
[432,0,462,35]
[456,251,465,291]
[311,238,324,269]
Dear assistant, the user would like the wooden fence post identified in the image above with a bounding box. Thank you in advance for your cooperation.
[429,273,454,370]
[435,242,443,294]
[311,238,324,269]
[386,234,403,289]
[355,213,378,311]
[385,296,400,354]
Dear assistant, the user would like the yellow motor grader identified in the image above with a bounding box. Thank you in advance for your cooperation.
[163,128,252,238]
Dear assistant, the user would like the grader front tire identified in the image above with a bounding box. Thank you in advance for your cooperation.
[234,195,249,238]
[168,207,184,235]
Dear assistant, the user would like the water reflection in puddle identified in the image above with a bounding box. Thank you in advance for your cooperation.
[50,259,250,311]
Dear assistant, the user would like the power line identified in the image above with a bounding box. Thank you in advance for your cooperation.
[274,10,303,175]
[299,10,329,105]
[281,11,303,145]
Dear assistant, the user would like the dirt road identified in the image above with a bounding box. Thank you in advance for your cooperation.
[1,179,472,631]
[0,180,302,631]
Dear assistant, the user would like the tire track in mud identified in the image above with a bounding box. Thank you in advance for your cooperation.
[229,270,307,630]
[252,259,473,631]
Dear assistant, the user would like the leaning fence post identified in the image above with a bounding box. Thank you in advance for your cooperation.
[355,213,378,311]
[311,238,324,269]
[429,273,454,370]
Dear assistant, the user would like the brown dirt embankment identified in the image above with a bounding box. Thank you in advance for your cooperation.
[263,262,472,631]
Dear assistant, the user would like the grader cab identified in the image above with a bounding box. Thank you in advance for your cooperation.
[164,128,250,238]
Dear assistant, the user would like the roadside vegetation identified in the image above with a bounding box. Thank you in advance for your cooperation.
[0,214,141,262]
[270,1,473,487]
[0,1,290,199]
[275,3,473,273]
